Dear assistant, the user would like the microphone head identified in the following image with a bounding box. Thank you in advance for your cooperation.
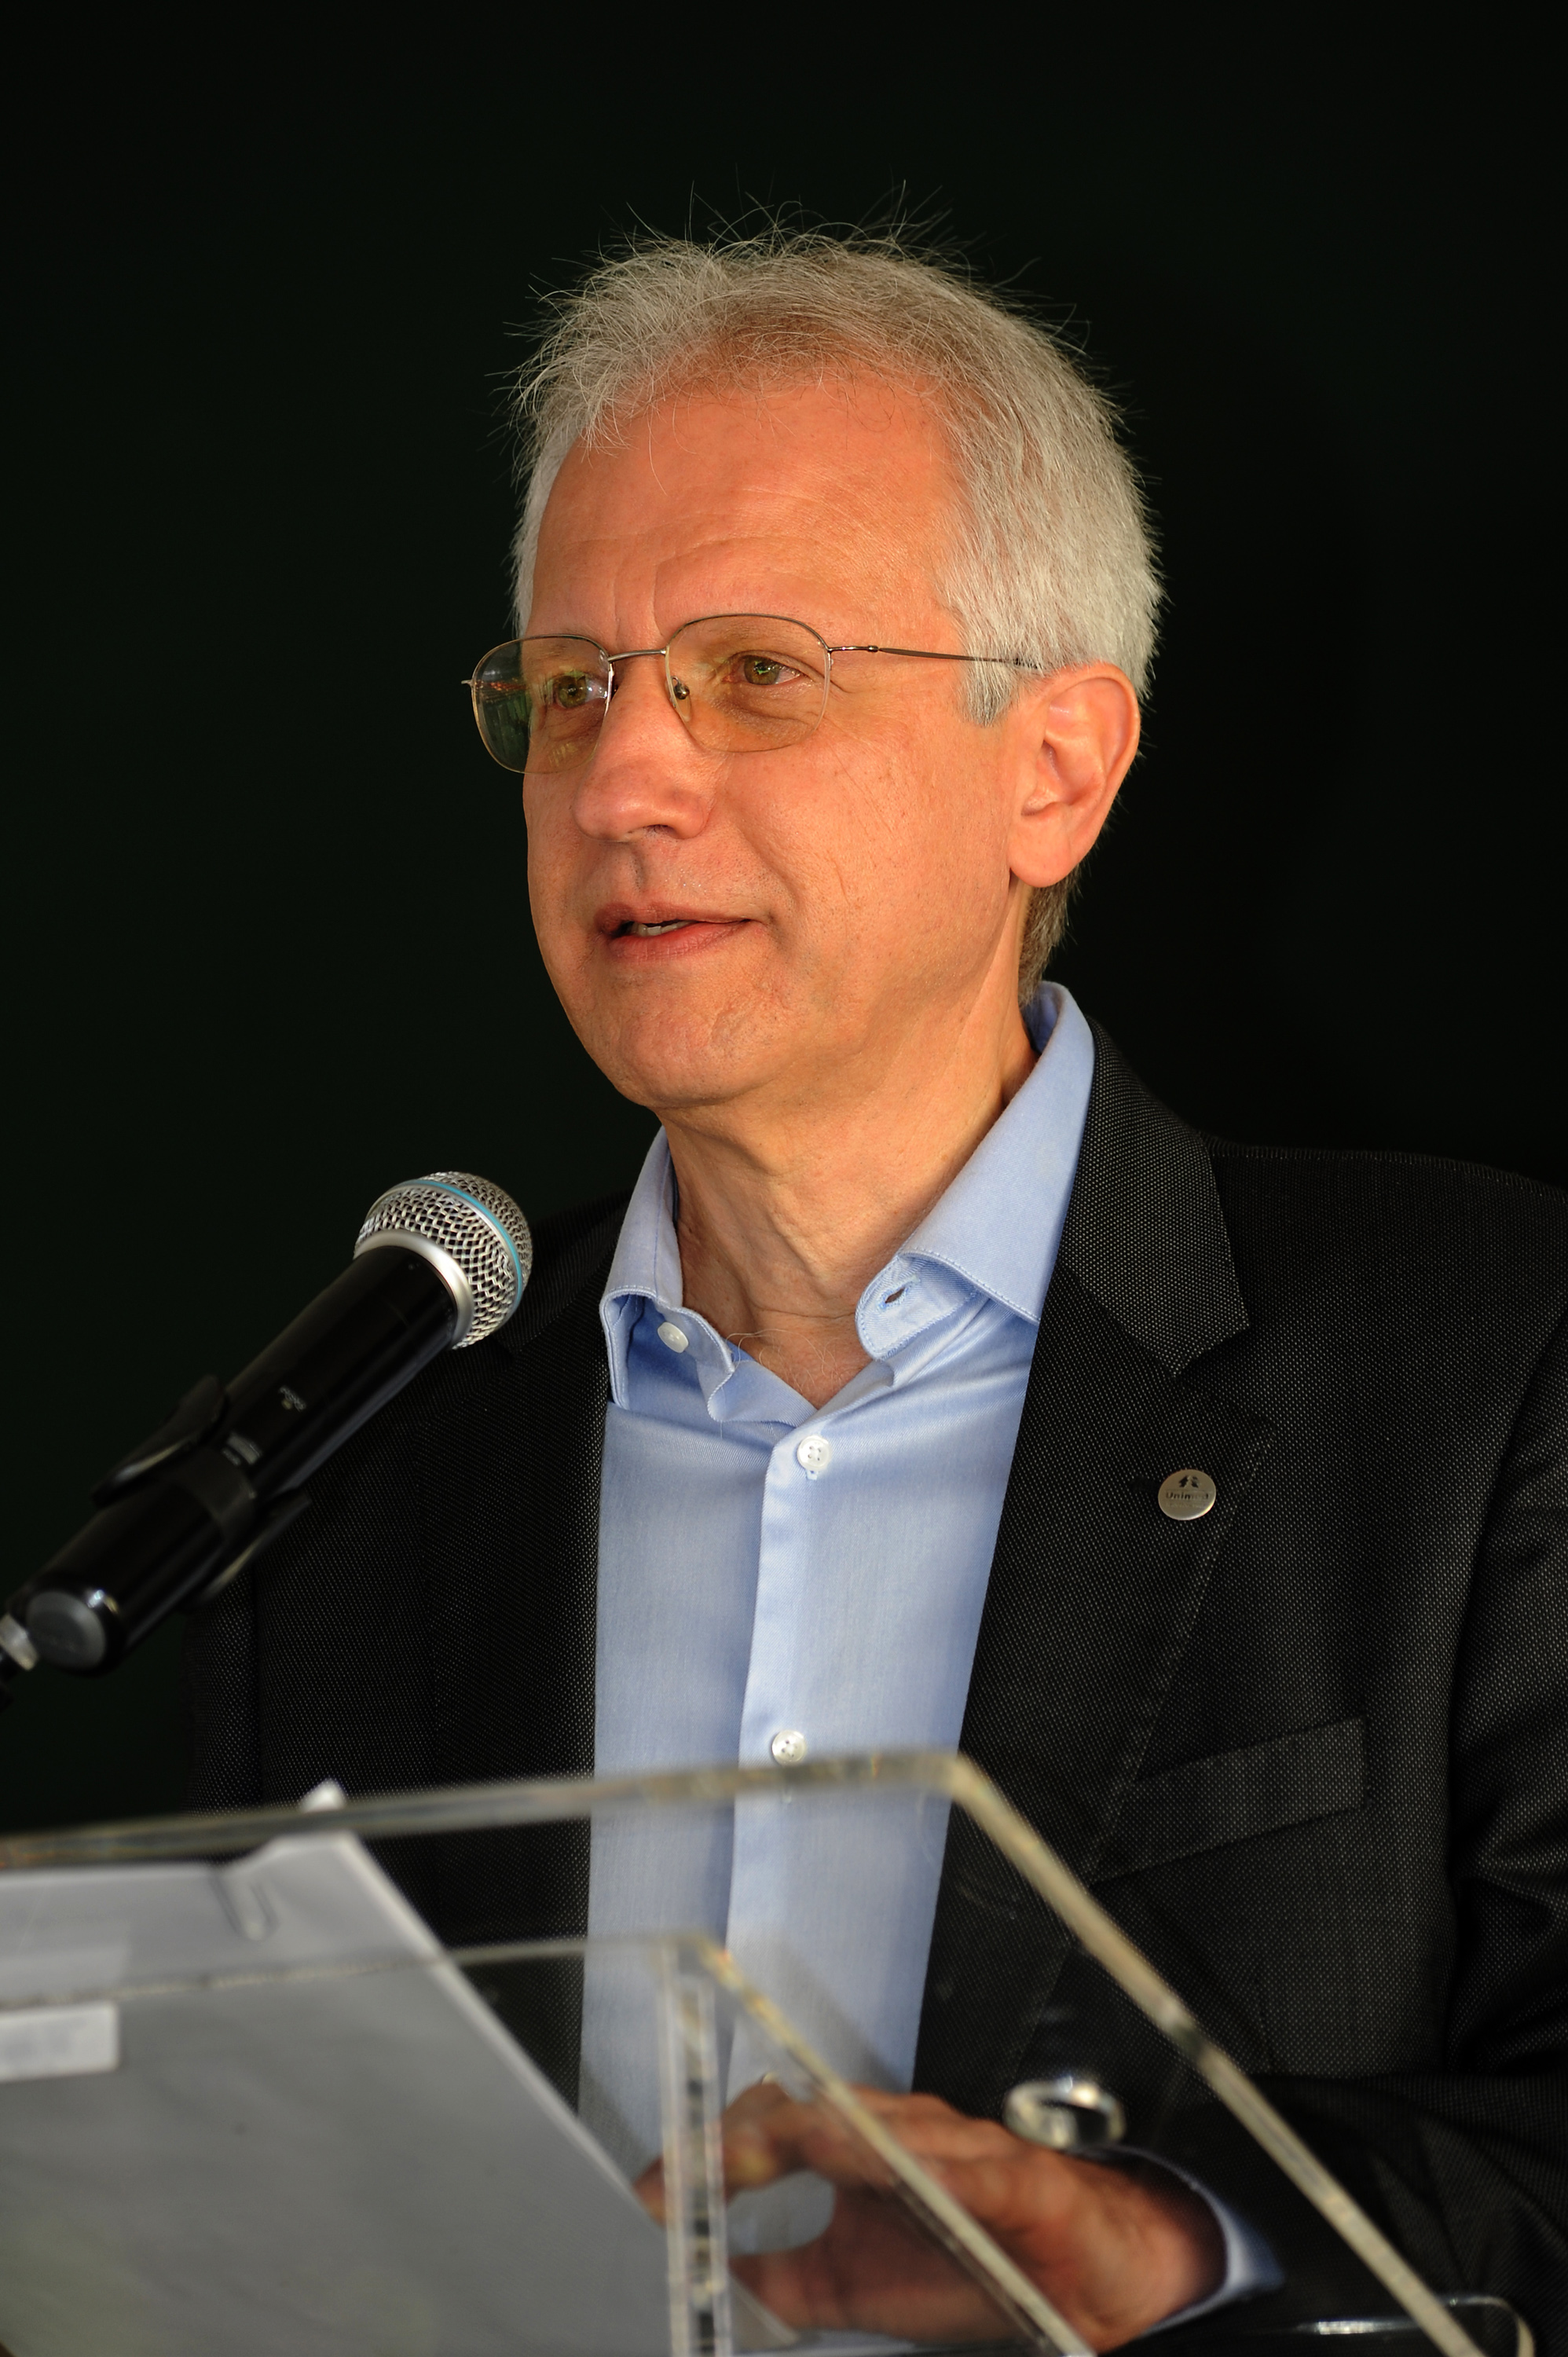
[354,1171,532,1347]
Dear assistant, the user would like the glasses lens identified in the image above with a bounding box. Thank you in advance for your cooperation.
[666,617,829,753]
[471,639,610,774]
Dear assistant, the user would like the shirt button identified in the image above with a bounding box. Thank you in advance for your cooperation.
[656,1321,689,1354]
[795,1434,832,1476]
[770,1729,808,1765]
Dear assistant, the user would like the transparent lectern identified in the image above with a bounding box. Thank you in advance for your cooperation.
[0,1756,1533,2357]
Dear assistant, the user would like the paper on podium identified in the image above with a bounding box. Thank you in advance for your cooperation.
[0,1824,684,2356]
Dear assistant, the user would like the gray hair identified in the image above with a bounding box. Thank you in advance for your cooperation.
[510,231,1160,998]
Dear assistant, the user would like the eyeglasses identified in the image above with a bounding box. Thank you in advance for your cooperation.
[464,613,1031,775]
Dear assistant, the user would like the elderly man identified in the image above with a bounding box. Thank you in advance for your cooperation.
[189,234,1567,2344]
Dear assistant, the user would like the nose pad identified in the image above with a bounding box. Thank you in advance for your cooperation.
[596,654,680,739]
[565,654,716,838]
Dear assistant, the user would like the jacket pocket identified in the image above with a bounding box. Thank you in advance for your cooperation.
[1097,1716,1365,1879]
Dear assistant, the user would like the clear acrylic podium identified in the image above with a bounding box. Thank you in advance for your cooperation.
[0,1754,1532,2357]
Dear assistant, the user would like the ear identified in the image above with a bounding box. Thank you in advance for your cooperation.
[1005,664,1141,889]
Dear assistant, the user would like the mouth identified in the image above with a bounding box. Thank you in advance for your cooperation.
[592,903,753,964]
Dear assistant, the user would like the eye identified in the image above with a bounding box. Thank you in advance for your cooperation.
[732,654,805,689]
[547,670,597,710]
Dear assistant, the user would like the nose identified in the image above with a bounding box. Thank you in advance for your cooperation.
[564,652,716,843]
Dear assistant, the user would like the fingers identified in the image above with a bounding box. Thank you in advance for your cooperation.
[719,2077,1044,2198]
[733,2196,1018,2340]
[632,2157,667,2223]
[641,2081,1223,2348]
[635,2080,888,2209]
[651,2079,1082,2227]
[723,2085,896,2194]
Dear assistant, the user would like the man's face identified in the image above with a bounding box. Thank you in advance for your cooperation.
[523,377,1042,1127]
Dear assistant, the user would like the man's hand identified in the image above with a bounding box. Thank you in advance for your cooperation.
[637,2080,1225,2349]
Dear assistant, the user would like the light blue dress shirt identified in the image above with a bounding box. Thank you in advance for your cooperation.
[583,982,1274,2311]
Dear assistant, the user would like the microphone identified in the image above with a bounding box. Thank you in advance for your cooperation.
[0,1172,531,1688]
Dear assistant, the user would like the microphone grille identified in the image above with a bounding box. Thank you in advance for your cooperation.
[355,1171,533,1347]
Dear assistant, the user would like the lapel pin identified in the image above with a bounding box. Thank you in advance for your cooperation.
[1158,1468,1217,1521]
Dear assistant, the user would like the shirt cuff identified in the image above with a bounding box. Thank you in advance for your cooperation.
[1091,2146,1283,2330]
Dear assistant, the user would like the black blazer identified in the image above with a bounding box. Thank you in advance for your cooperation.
[185,1028,1568,2341]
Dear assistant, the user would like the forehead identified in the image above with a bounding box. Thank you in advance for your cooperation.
[528,376,958,638]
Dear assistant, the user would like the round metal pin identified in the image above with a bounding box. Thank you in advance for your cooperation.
[1158,1468,1217,1521]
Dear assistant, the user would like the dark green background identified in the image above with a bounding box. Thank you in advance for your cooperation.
[4,34,1555,1832]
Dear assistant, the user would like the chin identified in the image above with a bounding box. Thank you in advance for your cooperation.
[579,995,785,1116]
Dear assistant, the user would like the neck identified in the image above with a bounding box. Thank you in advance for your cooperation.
[663,984,1039,1411]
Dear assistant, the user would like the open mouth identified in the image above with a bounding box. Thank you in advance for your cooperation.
[614,918,695,937]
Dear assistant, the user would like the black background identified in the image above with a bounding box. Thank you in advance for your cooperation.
[2,31,1555,1832]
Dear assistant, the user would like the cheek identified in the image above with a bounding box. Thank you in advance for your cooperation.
[521,797,583,960]
[521,784,580,883]
[844,737,1013,919]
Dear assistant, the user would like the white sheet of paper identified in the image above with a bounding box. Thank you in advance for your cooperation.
[0,1827,680,2356]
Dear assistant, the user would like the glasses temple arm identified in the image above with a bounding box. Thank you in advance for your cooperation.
[830,645,1036,668]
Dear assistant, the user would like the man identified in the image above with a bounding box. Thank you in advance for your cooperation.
[187,233,1568,2345]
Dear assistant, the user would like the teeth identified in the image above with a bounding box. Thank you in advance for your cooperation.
[628,919,690,936]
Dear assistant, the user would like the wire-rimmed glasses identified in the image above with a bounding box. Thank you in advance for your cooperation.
[465,613,1031,775]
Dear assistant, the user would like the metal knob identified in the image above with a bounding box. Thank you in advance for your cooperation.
[1004,2074,1127,2152]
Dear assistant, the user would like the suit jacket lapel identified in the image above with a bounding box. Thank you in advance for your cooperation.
[916,1029,1277,2115]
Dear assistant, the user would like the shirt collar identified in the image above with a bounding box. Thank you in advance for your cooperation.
[870,981,1094,1329]
[600,983,1095,1406]
[601,1137,685,1407]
